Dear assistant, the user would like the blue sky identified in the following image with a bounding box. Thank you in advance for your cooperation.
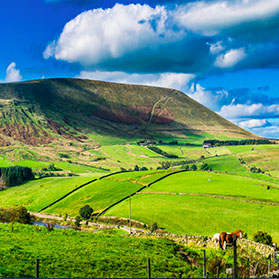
[1,0,279,138]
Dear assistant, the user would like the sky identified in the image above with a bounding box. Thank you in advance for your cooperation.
[1,0,279,138]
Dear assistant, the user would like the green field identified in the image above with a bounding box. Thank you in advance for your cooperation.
[106,193,279,241]
[0,176,94,212]
[44,170,173,215]
[0,223,205,278]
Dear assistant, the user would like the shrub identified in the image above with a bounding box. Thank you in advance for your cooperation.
[201,163,211,171]
[134,165,140,171]
[79,205,93,220]
[140,167,148,171]
[0,206,31,224]
[252,231,273,246]
[190,164,197,171]
[75,216,82,227]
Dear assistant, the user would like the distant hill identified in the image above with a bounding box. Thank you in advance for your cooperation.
[0,78,257,148]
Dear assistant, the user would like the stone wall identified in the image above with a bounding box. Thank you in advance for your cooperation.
[130,231,275,258]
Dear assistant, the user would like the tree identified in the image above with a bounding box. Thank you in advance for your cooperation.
[252,231,273,246]
[190,164,197,171]
[9,206,31,224]
[134,165,140,171]
[75,216,82,227]
[79,205,93,220]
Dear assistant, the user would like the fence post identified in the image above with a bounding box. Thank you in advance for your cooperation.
[36,258,40,278]
[216,266,219,278]
[203,250,206,279]
[147,257,151,279]
[233,236,238,278]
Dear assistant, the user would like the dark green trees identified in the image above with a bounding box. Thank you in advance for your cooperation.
[79,205,94,220]
[0,166,34,187]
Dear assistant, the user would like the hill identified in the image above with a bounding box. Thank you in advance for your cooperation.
[0,78,257,170]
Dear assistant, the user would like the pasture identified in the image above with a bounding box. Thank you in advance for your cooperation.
[0,176,94,212]
[105,193,279,241]
[45,170,173,215]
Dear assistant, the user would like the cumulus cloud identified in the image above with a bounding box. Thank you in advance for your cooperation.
[174,0,279,37]
[215,48,246,68]
[44,1,279,74]
[239,119,271,129]
[186,83,229,111]
[5,62,22,82]
[78,70,195,91]
[219,103,279,119]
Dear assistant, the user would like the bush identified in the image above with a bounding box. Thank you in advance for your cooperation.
[140,167,148,171]
[0,206,31,224]
[79,205,93,220]
[252,231,273,246]
[201,163,211,171]
[75,216,82,227]
[134,165,140,171]
[190,164,197,171]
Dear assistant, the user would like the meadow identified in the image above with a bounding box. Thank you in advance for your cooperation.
[0,222,269,278]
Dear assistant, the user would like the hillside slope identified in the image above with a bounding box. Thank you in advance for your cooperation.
[0,78,255,147]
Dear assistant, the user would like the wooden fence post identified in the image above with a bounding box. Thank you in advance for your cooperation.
[147,257,151,279]
[233,236,238,278]
[36,258,40,278]
[203,250,206,279]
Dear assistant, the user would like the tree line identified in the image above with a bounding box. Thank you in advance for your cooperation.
[0,166,34,187]
[203,139,273,146]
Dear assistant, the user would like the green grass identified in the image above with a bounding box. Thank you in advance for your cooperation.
[204,155,247,174]
[143,171,279,203]
[106,193,279,241]
[45,170,172,215]
[0,222,203,278]
[0,176,94,212]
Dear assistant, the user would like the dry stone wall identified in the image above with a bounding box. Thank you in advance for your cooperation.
[131,231,275,258]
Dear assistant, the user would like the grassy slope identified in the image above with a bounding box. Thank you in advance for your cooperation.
[105,170,279,241]
[106,193,279,241]
[0,176,94,212]
[0,223,202,278]
[45,170,173,215]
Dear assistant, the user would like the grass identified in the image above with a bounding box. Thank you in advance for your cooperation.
[0,176,94,212]
[44,170,172,215]
[0,222,203,278]
[143,171,279,203]
[106,193,279,241]
[204,155,247,174]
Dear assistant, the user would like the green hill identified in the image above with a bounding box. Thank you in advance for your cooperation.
[0,78,257,167]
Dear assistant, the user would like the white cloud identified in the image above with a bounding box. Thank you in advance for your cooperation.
[78,70,195,91]
[43,1,279,73]
[219,103,279,119]
[44,4,181,66]
[186,83,229,111]
[5,62,22,82]
[215,48,246,68]
[174,0,279,36]
[208,41,225,54]
[239,119,270,129]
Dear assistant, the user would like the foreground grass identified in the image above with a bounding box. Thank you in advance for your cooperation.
[0,223,202,278]
[106,194,279,241]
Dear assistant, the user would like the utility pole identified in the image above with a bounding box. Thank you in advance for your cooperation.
[129,195,131,234]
